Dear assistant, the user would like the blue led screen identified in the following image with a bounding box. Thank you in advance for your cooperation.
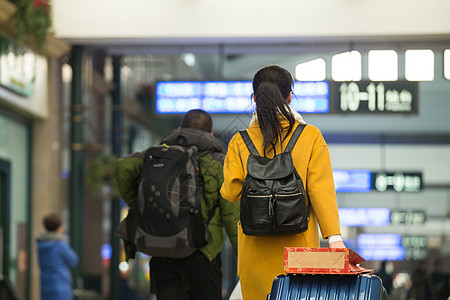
[339,208,390,227]
[358,246,405,261]
[357,233,405,261]
[291,81,329,113]
[155,81,329,114]
[333,169,372,193]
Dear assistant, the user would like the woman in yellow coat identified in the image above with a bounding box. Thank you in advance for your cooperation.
[220,65,346,300]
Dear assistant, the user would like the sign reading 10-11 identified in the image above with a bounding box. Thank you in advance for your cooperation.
[330,81,418,114]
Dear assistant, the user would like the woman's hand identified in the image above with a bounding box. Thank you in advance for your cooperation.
[329,241,346,248]
[328,235,346,248]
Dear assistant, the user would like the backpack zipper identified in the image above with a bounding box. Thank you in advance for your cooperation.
[268,195,274,216]
[275,192,302,197]
[247,195,271,198]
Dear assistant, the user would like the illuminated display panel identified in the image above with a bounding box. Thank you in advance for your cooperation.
[332,81,418,114]
[333,169,371,192]
[155,81,329,114]
[291,81,329,113]
[357,233,405,261]
[339,208,390,227]
[372,172,422,192]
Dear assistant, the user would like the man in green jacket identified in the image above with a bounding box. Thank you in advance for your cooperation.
[115,109,239,300]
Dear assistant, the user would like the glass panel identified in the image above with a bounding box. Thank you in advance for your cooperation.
[0,171,5,275]
[0,113,29,295]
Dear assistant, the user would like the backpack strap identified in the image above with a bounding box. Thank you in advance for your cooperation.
[285,125,312,223]
[205,200,220,226]
[284,124,307,153]
[239,130,260,156]
[124,202,139,259]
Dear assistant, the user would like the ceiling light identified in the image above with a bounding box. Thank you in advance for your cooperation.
[405,49,434,81]
[295,58,326,81]
[444,49,450,80]
[332,51,361,81]
[368,50,398,81]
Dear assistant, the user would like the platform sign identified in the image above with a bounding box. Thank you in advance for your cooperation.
[156,80,417,114]
[329,81,418,114]
[402,236,428,260]
[402,236,427,248]
[0,37,35,97]
[390,210,426,225]
[372,172,422,192]
[155,81,330,114]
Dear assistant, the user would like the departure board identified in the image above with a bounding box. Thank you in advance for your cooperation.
[155,81,329,114]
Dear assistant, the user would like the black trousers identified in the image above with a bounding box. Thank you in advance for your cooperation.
[150,251,222,300]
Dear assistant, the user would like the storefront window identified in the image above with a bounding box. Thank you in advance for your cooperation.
[0,112,30,299]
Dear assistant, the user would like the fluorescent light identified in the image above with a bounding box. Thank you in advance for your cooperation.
[332,51,361,81]
[61,63,72,83]
[445,49,450,80]
[295,58,326,81]
[405,49,434,81]
[181,53,196,67]
[121,65,132,78]
[368,50,398,81]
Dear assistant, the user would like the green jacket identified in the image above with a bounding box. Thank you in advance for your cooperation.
[115,127,239,261]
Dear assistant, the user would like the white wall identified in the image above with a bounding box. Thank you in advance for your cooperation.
[52,0,450,42]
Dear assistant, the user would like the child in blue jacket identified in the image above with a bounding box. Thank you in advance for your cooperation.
[37,213,79,300]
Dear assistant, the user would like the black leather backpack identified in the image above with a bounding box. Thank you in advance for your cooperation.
[239,124,311,236]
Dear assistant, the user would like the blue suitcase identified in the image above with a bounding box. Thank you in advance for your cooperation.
[268,274,388,300]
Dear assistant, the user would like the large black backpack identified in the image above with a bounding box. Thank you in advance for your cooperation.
[239,124,311,236]
[116,143,218,259]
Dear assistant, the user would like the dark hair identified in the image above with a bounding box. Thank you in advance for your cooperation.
[43,213,62,232]
[253,65,296,156]
[181,109,213,133]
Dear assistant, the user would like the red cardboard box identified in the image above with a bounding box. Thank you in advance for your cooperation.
[284,247,374,275]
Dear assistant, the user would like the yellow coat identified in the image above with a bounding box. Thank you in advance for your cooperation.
[220,120,341,300]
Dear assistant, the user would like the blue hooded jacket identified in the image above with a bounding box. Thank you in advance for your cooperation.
[37,232,79,300]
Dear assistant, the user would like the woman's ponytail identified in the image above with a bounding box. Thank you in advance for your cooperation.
[253,65,296,156]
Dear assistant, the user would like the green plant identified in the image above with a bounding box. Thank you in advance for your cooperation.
[14,0,53,52]
[86,154,120,198]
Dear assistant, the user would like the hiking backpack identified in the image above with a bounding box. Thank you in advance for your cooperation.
[239,123,311,236]
[116,143,218,259]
